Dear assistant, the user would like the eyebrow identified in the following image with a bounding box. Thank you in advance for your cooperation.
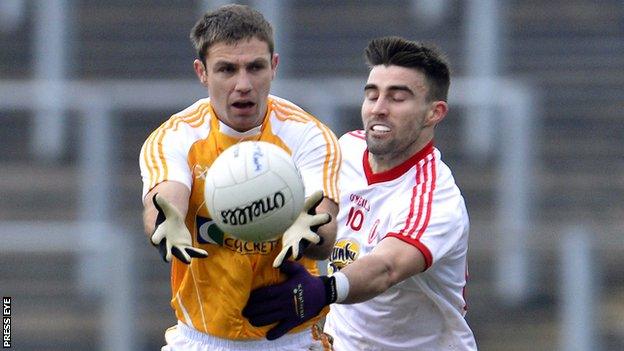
[247,58,269,66]
[214,57,269,66]
[213,60,236,68]
[364,84,414,95]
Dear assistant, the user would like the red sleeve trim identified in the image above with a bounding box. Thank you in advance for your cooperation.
[385,232,433,270]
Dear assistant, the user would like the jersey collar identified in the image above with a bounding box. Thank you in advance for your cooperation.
[217,120,262,138]
[363,141,434,185]
[208,100,267,139]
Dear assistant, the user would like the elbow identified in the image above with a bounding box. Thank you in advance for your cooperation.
[380,259,404,291]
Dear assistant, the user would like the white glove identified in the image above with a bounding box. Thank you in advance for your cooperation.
[273,190,331,268]
[151,193,208,264]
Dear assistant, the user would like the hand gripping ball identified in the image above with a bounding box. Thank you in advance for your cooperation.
[204,141,305,242]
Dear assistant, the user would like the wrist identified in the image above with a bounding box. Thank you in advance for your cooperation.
[320,271,349,304]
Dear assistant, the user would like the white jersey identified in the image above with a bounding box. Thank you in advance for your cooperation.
[324,131,477,351]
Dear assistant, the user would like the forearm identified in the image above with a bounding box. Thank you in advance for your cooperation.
[338,254,397,303]
[302,198,338,260]
[143,181,191,237]
[337,236,426,304]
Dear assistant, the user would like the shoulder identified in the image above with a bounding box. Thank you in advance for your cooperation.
[156,99,212,137]
[269,95,315,123]
[430,147,458,189]
[340,130,366,142]
[268,95,338,145]
[427,148,466,219]
[141,99,212,154]
[333,131,366,172]
[339,130,366,150]
[168,98,213,128]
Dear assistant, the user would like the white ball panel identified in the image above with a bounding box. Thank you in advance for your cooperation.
[243,141,271,180]
[203,141,305,242]
[210,173,288,210]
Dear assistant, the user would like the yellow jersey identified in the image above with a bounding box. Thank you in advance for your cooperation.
[140,95,341,339]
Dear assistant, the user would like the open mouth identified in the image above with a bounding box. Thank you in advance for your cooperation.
[231,101,257,116]
[370,124,391,133]
[232,101,255,109]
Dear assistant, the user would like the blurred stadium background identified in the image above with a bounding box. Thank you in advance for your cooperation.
[1,0,623,350]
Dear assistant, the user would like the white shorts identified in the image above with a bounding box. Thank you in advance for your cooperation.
[161,321,333,351]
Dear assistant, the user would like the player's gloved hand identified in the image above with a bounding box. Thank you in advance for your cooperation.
[243,260,338,340]
[273,190,331,268]
[151,193,208,264]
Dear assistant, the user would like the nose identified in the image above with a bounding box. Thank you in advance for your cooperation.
[234,71,252,93]
[370,98,388,117]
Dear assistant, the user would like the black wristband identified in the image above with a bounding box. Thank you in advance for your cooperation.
[152,193,166,228]
[320,275,338,304]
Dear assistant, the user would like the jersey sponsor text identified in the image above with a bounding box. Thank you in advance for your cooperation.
[348,193,370,211]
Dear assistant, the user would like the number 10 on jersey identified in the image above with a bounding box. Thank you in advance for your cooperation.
[345,206,365,231]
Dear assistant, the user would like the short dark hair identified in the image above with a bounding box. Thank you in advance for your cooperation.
[365,36,450,101]
[190,4,274,65]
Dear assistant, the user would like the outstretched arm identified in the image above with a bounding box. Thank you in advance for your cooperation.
[244,236,426,339]
[272,192,338,268]
[337,236,426,303]
[143,181,190,237]
[143,180,208,264]
[301,197,338,259]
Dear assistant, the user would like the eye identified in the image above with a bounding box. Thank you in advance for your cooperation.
[391,92,409,102]
[217,65,236,73]
[248,62,267,72]
[364,90,379,101]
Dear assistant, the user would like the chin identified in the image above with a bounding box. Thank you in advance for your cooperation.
[366,143,385,155]
[234,116,262,128]
[367,137,396,153]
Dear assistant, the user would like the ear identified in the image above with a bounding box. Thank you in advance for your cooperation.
[425,101,448,127]
[193,59,208,86]
[270,53,279,80]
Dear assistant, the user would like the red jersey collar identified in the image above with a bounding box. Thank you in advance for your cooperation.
[363,141,434,185]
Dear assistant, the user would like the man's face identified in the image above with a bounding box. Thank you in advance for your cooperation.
[194,38,278,132]
[361,65,435,158]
